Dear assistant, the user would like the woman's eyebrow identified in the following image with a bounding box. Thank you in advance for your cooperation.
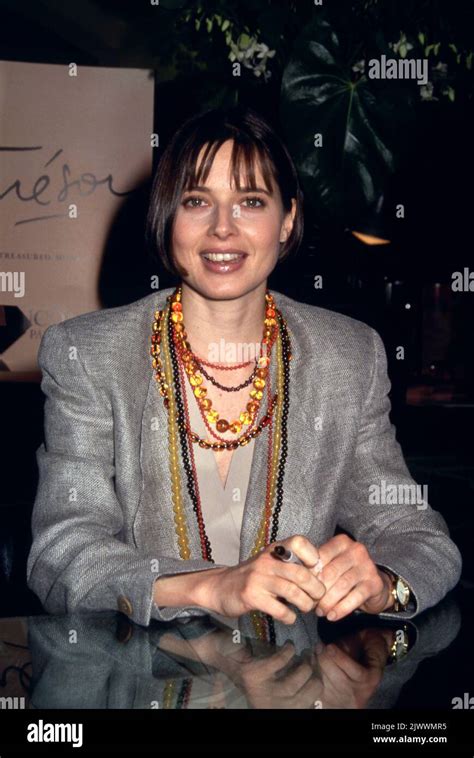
[238,185,273,196]
[183,185,273,196]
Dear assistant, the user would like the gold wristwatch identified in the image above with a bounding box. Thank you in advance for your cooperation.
[388,624,410,662]
[379,567,411,612]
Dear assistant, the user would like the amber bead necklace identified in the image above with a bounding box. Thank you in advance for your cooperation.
[149,285,292,647]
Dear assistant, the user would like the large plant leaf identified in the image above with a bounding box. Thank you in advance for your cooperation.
[280,17,417,228]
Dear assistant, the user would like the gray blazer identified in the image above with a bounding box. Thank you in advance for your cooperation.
[26,287,462,627]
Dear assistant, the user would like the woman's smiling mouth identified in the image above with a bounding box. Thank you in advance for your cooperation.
[200,250,248,273]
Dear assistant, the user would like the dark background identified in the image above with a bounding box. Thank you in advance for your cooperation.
[0,0,472,670]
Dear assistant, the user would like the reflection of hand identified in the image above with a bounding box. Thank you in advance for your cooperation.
[158,631,322,708]
[157,627,254,670]
[315,534,393,621]
[314,627,394,708]
[222,641,324,709]
[157,623,395,709]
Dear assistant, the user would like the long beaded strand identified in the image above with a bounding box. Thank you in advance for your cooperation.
[161,300,192,559]
[154,292,292,559]
[164,294,288,563]
[170,311,214,561]
[151,287,292,643]
[270,312,291,543]
[250,314,285,556]
[248,313,291,641]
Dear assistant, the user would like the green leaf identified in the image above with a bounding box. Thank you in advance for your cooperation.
[418,32,426,45]
[434,42,440,55]
[239,33,251,49]
[280,17,416,226]
[399,43,407,58]
[222,19,230,32]
[206,17,213,33]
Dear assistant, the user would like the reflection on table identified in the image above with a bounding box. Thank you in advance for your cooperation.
[0,597,461,709]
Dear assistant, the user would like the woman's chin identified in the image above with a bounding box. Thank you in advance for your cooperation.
[183,275,259,301]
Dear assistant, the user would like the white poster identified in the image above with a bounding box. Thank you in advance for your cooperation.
[0,60,154,379]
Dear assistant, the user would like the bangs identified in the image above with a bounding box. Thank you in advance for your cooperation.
[145,105,304,277]
[182,138,276,196]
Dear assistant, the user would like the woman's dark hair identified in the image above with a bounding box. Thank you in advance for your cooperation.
[145,105,304,278]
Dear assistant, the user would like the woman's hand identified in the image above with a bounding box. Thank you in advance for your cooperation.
[196,535,326,624]
[314,534,393,621]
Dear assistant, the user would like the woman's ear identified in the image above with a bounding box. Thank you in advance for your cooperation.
[280,198,297,242]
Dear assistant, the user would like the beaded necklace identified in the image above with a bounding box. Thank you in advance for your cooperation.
[149,285,292,652]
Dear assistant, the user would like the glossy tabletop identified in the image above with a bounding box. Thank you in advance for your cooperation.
[0,594,466,710]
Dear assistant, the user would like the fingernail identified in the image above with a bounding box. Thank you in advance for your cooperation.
[314,642,324,655]
[327,611,337,621]
[315,607,324,617]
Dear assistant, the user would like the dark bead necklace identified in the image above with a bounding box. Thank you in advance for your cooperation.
[194,356,259,392]
[168,311,214,561]
[166,301,292,564]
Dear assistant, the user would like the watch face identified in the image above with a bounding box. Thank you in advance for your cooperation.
[396,578,410,605]
[393,634,409,658]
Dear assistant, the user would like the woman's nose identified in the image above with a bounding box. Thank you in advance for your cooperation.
[208,203,240,236]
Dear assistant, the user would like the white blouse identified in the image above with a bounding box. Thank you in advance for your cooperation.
[183,375,257,567]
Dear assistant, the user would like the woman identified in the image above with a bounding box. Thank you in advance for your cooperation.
[27,106,462,630]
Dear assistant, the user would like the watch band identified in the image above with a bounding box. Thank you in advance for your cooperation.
[379,567,411,612]
[388,623,411,663]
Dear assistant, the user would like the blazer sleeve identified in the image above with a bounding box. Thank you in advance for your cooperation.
[26,322,228,627]
[336,327,462,621]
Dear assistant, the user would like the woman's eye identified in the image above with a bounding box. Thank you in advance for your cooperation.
[182,195,265,209]
[243,196,265,208]
[183,196,205,208]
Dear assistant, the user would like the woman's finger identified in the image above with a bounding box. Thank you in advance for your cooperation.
[263,553,326,600]
[316,568,360,617]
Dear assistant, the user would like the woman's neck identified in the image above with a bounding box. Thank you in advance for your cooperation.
[179,282,268,363]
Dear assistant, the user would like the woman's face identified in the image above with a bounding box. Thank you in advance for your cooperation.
[171,139,296,301]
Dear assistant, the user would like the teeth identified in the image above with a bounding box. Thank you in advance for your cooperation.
[203,253,243,262]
